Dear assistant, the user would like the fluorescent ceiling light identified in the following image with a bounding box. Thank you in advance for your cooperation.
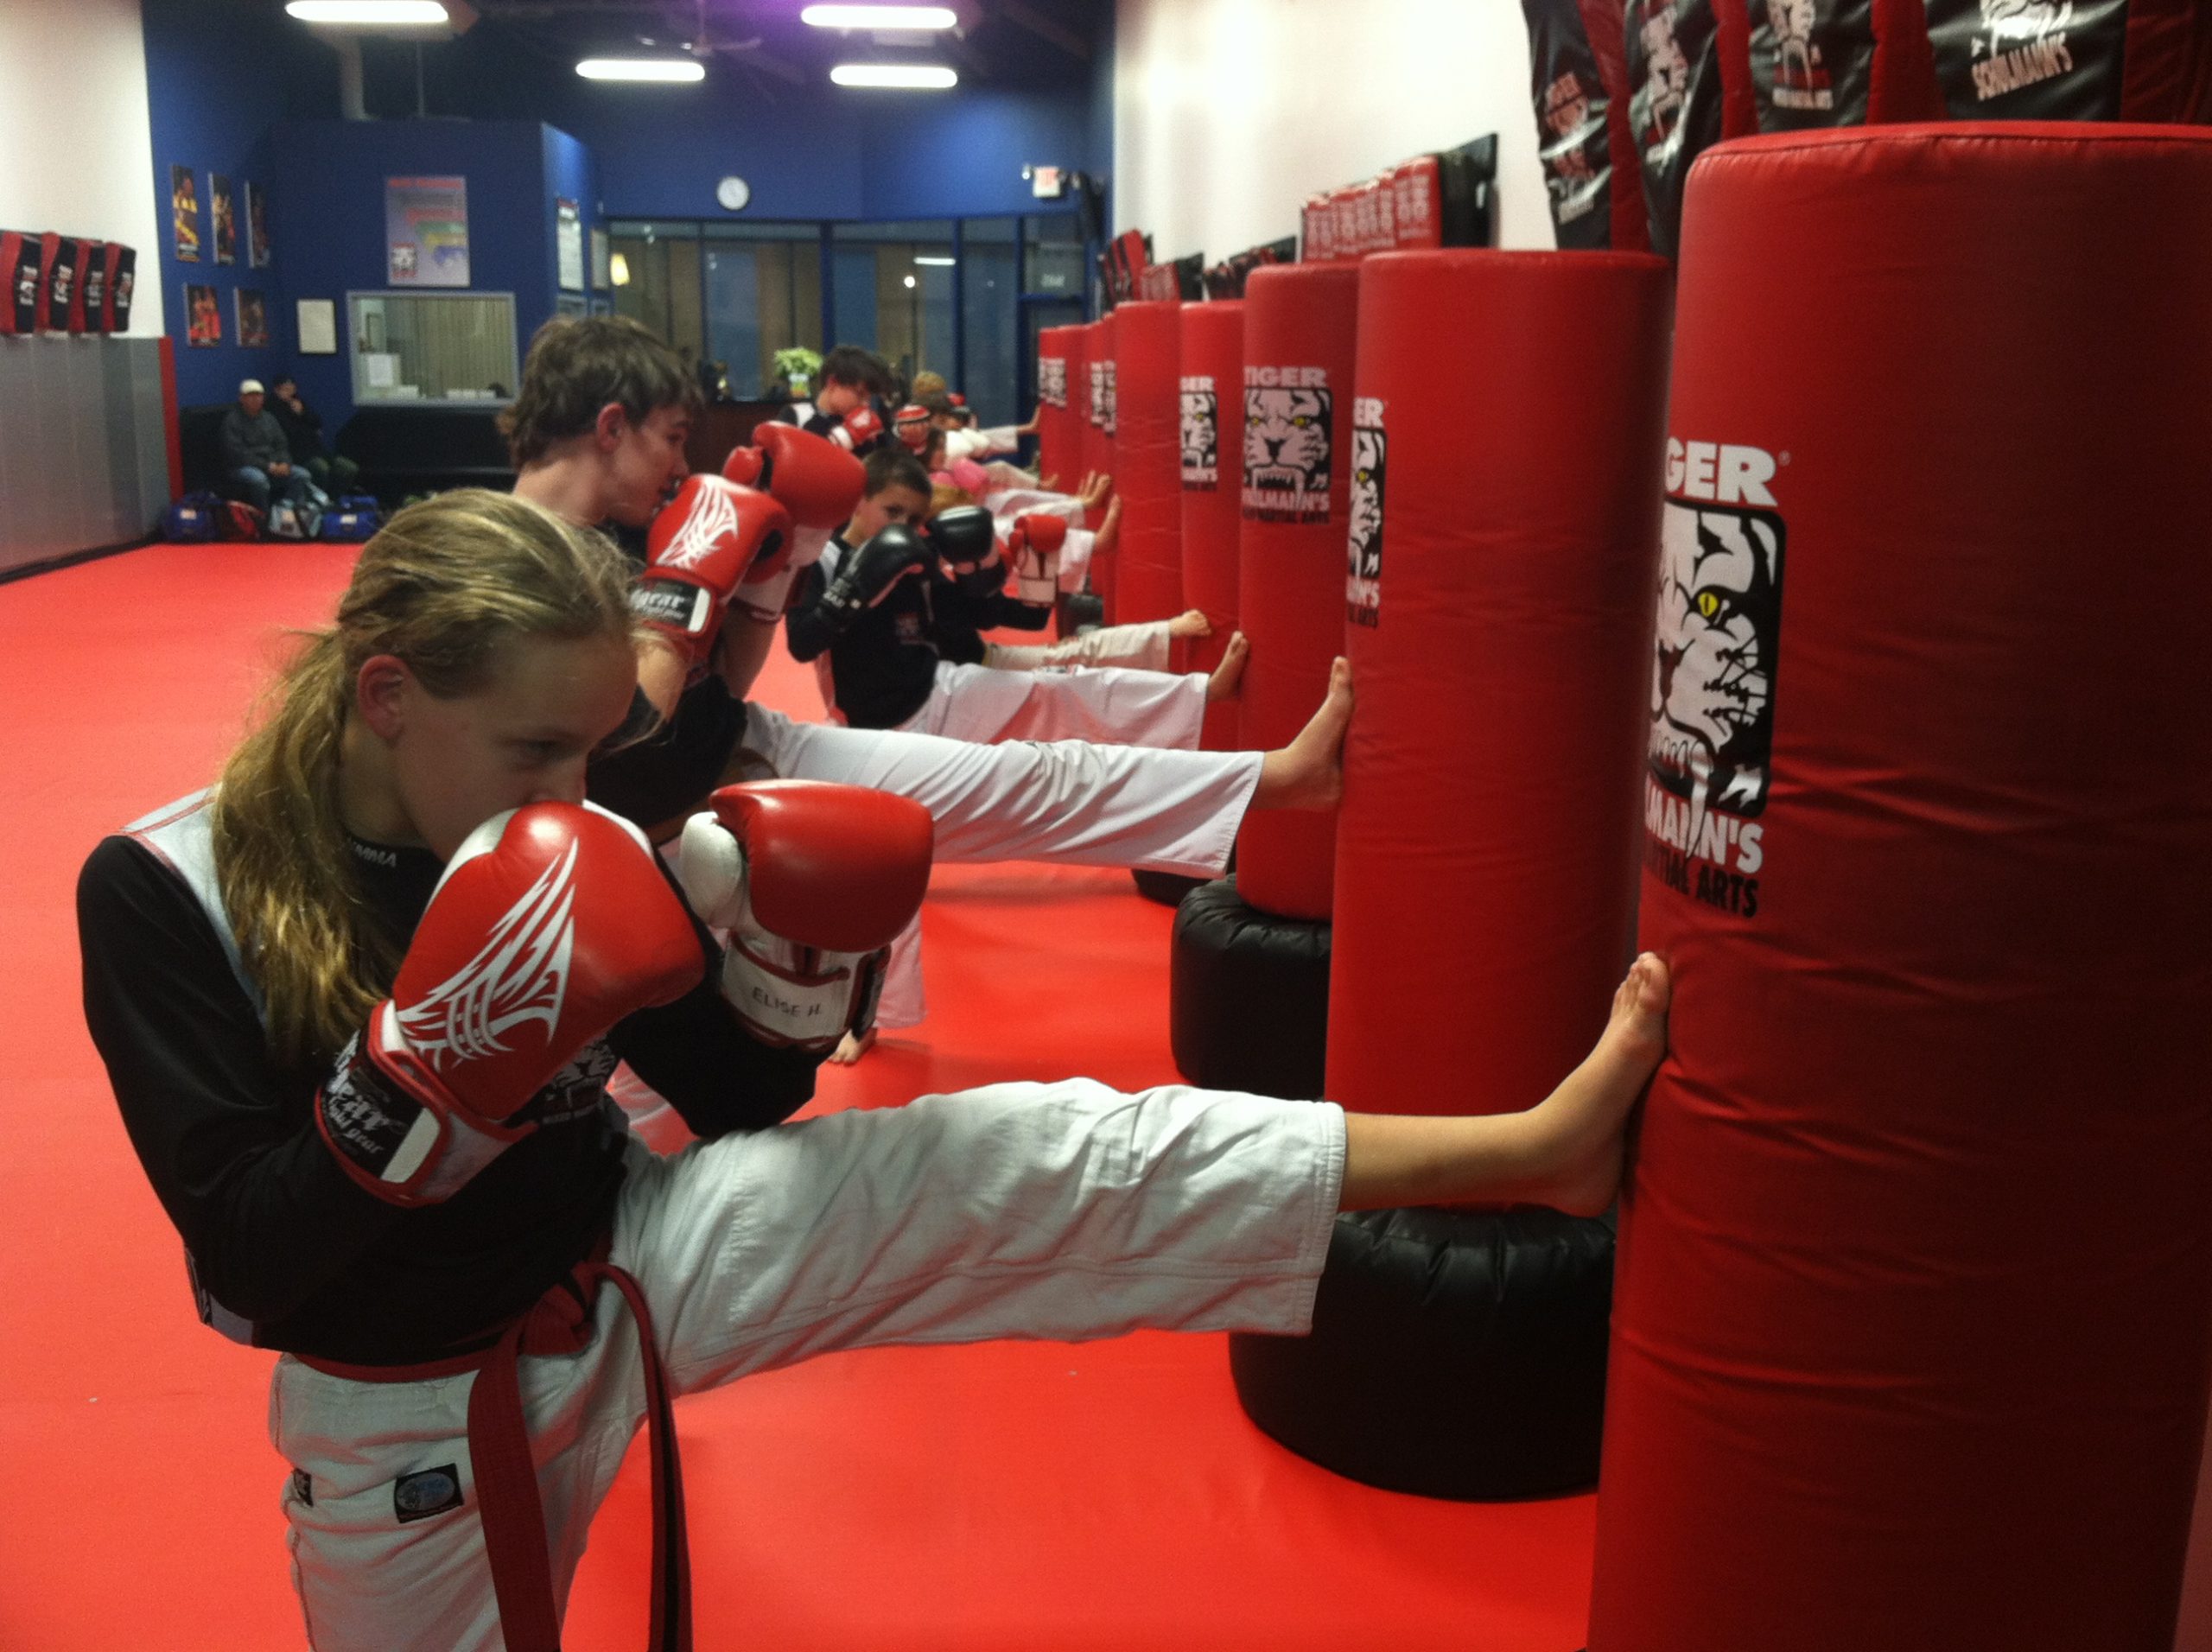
[578,57,706,81]
[286,1,449,22]
[912,256,956,266]
[831,63,957,88]
[804,5,958,27]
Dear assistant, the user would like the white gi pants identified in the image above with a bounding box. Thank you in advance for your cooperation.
[270,1084,1346,1651]
[899,660,1206,753]
[737,702,1259,1029]
[986,619,1172,674]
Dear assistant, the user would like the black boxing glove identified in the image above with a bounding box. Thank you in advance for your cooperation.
[816,524,932,631]
[927,505,1007,598]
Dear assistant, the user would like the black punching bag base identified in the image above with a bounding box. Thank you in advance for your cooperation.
[1169,875,1329,1099]
[1132,867,1207,907]
[1230,1205,1615,1501]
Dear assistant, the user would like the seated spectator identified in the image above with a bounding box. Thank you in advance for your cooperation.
[220,379,314,516]
[269,375,359,497]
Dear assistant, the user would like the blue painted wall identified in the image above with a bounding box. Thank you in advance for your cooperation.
[412,21,1100,224]
[142,0,336,407]
[265,118,582,430]
[139,3,1104,429]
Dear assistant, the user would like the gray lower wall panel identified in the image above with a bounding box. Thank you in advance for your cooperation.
[0,336,172,575]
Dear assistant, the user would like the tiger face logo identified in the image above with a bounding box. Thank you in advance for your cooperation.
[1637,0,1690,149]
[1088,362,1106,429]
[1241,380,1332,524]
[1763,0,1829,99]
[1541,70,1605,198]
[1039,356,1067,410]
[1344,405,1385,627]
[1980,0,2072,47]
[1648,499,1784,865]
[1102,361,1118,436]
[1179,376,1218,489]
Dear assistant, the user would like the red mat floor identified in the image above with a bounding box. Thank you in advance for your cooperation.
[0,542,1594,1649]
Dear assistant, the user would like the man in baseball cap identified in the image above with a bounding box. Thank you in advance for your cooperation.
[220,378,312,515]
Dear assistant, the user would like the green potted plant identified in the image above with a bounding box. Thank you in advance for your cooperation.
[773,346,823,402]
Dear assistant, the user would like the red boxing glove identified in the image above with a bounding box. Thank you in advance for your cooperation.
[317,804,704,1205]
[677,781,935,1052]
[634,474,793,671]
[1008,512,1068,606]
[721,425,868,625]
[830,403,886,454]
[721,423,866,530]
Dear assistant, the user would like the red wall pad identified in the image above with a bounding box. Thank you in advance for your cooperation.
[1109,300,1185,625]
[1033,326,1078,490]
[1180,300,1245,752]
[1233,264,1360,921]
[1587,124,2212,1652]
[1328,250,1670,1121]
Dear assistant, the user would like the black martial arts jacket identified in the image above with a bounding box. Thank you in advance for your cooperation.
[78,795,820,1367]
[784,533,1050,730]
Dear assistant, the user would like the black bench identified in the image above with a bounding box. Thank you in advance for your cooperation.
[333,404,516,503]
[178,404,243,499]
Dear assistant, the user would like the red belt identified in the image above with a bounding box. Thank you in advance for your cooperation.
[298,1249,690,1652]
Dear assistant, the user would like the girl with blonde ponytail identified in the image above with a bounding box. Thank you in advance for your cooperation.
[77,483,1669,1650]
[209,490,645,1062]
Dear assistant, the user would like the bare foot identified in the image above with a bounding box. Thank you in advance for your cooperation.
[1091,494,1124,557]
[1517,954,1672,1216]
[1205,630,1250,702]
[1250,655,1351,810]
[828,1026,879,1065]
[1167,608,1213,641]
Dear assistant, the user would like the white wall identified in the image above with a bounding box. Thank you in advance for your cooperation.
[1112,0,1552,264]
[0,0,164,334]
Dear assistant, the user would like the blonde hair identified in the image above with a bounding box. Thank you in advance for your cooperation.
[929,481,972,517]
[211,490,639,1064]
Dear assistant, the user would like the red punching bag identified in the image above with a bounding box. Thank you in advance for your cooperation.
[1083,314,1121,620]
[1234,264,1359,921]
[1589,124,2212,1652]
[1111,299,1184,625]
[1181,300,1244,751]
[1034,325,1079,490]
[1327,249,1669,1120]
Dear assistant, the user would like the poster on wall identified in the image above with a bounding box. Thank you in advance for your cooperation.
[246,181,271,268]
[171,166,201,263]
[385,176,470,286]
[296,297,337,354]
[556,197,584,292]
[184,283,221,346]
[236,288,269,348]
[212,175,237,266]
[590,226,610,292]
